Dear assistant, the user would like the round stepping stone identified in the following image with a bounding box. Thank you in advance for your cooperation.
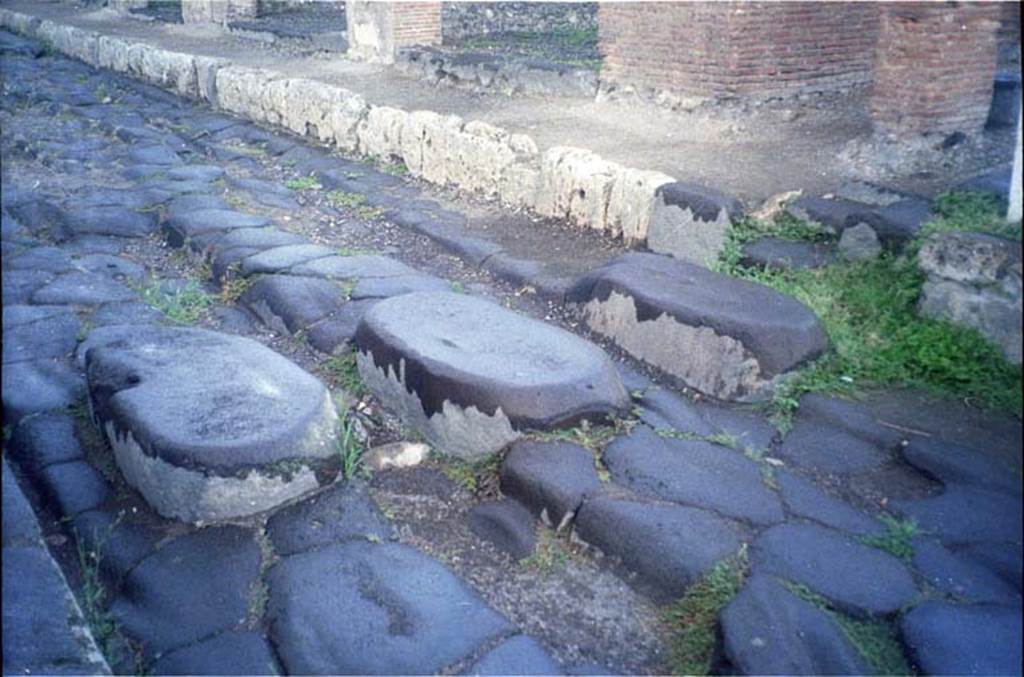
[354,291,629,460]
[568,253,828,401]
[84,325,338,522]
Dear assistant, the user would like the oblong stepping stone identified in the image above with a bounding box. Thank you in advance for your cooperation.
[84,325,338,522]
[354,291,629,459]
[752,523,917,618]
[568,253,828,400]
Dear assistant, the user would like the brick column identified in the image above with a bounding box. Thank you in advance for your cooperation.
[107,0,148,13]
[870,3,1000,136]
[181,0,258,24]
[346,1,441,64]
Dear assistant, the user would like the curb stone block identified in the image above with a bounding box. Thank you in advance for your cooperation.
[646,181,743,267]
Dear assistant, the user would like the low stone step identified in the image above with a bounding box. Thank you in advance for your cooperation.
[568,253,828,401]
[83,325,338,522]
[354,291,629,459]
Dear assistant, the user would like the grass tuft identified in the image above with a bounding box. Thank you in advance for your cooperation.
[321,350,366,398]
[858,514,918,561]
[139,280,214,325]
[518,528,572,574]
[337,412,367,481]
[440,453,502,497]
[285,175,322,191]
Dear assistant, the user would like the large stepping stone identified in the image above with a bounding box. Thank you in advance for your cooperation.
[568,253,827,400]
[720,575,869,675]
[901,601,1022,676]
[266,541,511,674]
[574,497,742,600]
[84,325,338,522]
[603,427,784,525]
[500,440,602,528]
[752,523,917,618]
[354,291,629,459]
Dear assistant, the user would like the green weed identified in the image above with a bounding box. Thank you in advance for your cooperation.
[449,281,466,293]
[440,453,502,496]
[337,413,367,481]
[284,175,322,191]
[859,514,918,561]
[518,528,572,574]
[321,350,366,397]
[355,205,386,220]
[336,246,377,257]
[923,190,1021,243]
[139,280,214,325]
[219,274,254,304]
[380,161,409,176]
[217,141,267,158]
[326,189,367,209]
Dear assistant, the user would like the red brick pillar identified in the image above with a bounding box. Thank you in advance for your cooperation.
[870,3,1000,136]
[346,1,441,64]
[181,0,258,24]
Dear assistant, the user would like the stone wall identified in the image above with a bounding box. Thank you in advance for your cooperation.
[441,2,596,42]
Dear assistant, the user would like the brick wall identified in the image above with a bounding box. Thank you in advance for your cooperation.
[392,2,442,48]
[870,2,1000,135]
[598,1,878,98]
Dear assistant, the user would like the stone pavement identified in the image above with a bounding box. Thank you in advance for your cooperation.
[2,29,1022,675]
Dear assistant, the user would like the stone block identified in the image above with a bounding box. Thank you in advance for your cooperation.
[647,181,743,267]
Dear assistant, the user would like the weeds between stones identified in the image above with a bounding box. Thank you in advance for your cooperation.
[337,412,367,481]
[139,280,214,325]
[529,417,637,483]
[355,205,386,221]
[439,453,502,497]
[321,350,366,398]
[858,514,918,561]
[379,161,409,177]
[665,546,748,676]
[518,528,573,575]
[715,194,1022,431]
[219,274,255,305]
[326,189,366,209]
[785,582,911,675]
[284,175,322,191]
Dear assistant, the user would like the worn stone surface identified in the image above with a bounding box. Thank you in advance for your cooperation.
[2,310,81,364]
[267,541,511,674]
[3,269,55,305]
[149,632,279,676]
[500,440,602,528]
[240,243,335,275]
[912,539,1021,604]
[957,542,1023,593]
[240,274,350,335]
[603,427,783,525]
[2,358,85,423]
[164,208,269,248]
[469,635,562,676]
[900,437,1021,497]
[469,499,537,560]
[31,271,136,306]
[72,508,167,588]
[776,471,883,535]
[647,182,741,266]
[355,291,628,459]
[720,574,869,676]
[741,238,835,270]
[779,404,891,475]
[58,205,157,240]
[752,523,917,618]
[568,253,827,400]
[350,272,452,299]
[84,325,337,522]
[574,497,741,600]
[892,485,1023,546]
[38,461,111,517]
[2,462,41,548]
[901,602,1022,676]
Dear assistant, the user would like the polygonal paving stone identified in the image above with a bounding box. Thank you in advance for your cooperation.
[912,539,1021,605]
[568,253,827,400]
[267,541,512,675]
[901,438,1021,496]
[209,227,306,254]
[128,145,182,166]
[72,254,147,285]
[164,209,270,248]
[892,485,1023,546]
[469,635,562,676]
[150,631,279,676]
[58,206,158,240]
[574,497,742,601]
[239,244,336,276]
[38,461,111,517]
[720,574,869,676]
[956,542,1023,593]
[740,238,835,271]
[354,291,629,459]
[776,471,883,536]
[165,164,225,182]
[778,417,889,474]
[603,426,783,525]
[500,440,602,528]
[2,310,80,364]
[2,358,85,423]
[4,246,76,273]
[752,523,917,618]
[240,274,350,335]
[350,273,452,300]
[88,301,165,327]
[901,601,1022,676]
[290,254,418,279]
[31,271,136,306]
[84,325,337,522]
[3,270,55,305]
[165,194,229,219]
[72,508,168,589]
[2,304,73,328]
[8,412,85,471]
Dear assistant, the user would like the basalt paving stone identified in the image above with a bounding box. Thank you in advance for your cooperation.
[165,194,230,219]
[3,270,56,305]
[602,427,784,525]
[228,177,299,209]
[636,387,718,437]
[7,412,85,471]
[752,523,917,618]
[3,462,42,548]
[240,274,350,335]
[266,480,396,557]
[57,206,158,240]
[468,499,538,560]
[128,145,183,166]
[210,306,258,335]
[73,254,147,285]
[83,325,337,522]
[469,635,562,676]
[289,254,420,280]
[166,164,225,182]
[796,393,905,450]
[892,485,1023,546]
[302,299,378,354]
[123,164,169,180]
[110,526,260,659]
[208,227,306,254]
[61,235,130,256]
[6,198,66,237]
[267,541,512,675]
[740,238,835,270]
[149,631,280,676]
[574,498,742,601]
[164,209,271,248]
[500,440,603,528]
[912,539,1021,604]
[354,291,629,459]
[2,311,80,364]
[240,244,336,276]
[900,438,1021,497]
[778,417,890,475]
[2,358,85,423]
[776,471,883,536]
[31,271,136,306]
[88,301,165,327]
[720,574,869,676]
[4,246,76,273]
[71,508,169,589]
[38,461,111,517]
[73,188,165,211]
[213,247,261,281]
[568,253,828,400]
[957,542,1023,593]
[901,602,1022,676]
[350,273,452,299]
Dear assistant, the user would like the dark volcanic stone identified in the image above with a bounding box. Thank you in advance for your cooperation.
[720,575,869,676]
[266,541,511,674]
[4,246,75,273]
[901,602,1022,676]
[912,539,1020,604]
[957,542,1023,593]
[2,359,85,423]
[240,244,335,275]
[740,238,835,270]
[38,461,111,517]
[210,227,306,253]
[901,438,1021,496]
[290,254,420,279]
[2,311,80,364]
[31,271,136,306]
[73,254,147,285]
[350,273,451,299]
[8,412,84,471]
[150,631,279,676]
[128,145,182,166]
[164,209,270,248]
[3,461,41,548]
[304,300,378,354]
[266,480,395,556]
[656,181,742,222]
[779,416,889,474]
[89,301,164,327]
[165,194,229,219]
[58,206,157,240]
[166,164,225,182]
[603,427,783,525]
[2,304,72,328]
[776,471,883,536]
[893,485,1023,545]
[72,508,167,588]
[574,497,741,601]
[3,270,55,305]
[470,635,562,676]
[240,274,350,334]
[500,440,602,527]
[636,387,718,437]
[468,499,537,560]
[752,523,917,618]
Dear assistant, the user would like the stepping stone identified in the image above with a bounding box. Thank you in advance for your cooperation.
[603,427,784,525]
[290,254,419,280]
[500,440,602,528]
[721,574,869,675]
[574,497,742,600]
[901,438,1021,497]
[240,275,350,335]
[84,325,338,522]
[31,271,136,306]
[901,602,1022,676]
[164,209,270,248]
[110,526,260,659]
[740,238,835,270]
[2,311,80,364]
[2,359,85,423]
[266,481,395,557]
[7,412,84,471]
[150,631,280,676]
[913,539,1020,604]
[776,471,883,536]
[892,485,1023,546]
[568,253,827,401]
[752,523,917,617]
[266,541,512,674]
[468,499,537,560]
[58,206,158,240]
[469,635,561,676]
[354,291,629,460]
[240,244,336,276]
